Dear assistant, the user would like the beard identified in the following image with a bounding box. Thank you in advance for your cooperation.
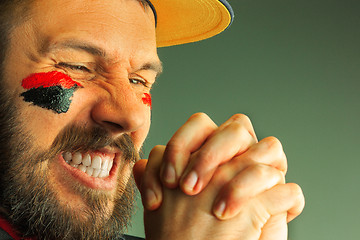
[0,88,140,239]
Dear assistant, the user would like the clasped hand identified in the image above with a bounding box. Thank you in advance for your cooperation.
[133,113,305,240]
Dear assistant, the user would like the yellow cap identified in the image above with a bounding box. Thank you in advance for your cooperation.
[147,0,234,47]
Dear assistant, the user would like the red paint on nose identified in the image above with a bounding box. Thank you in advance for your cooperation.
[142,93,152,108]
[21,71,82,89]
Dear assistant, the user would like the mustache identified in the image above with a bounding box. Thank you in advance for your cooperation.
[48,125,140,163]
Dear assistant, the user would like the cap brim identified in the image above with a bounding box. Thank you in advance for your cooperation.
[151,0,234,47]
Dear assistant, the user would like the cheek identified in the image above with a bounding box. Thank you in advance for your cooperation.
[132,107,151,150]
[20,71,82,114]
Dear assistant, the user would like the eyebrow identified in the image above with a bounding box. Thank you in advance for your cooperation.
[138,61,163,78]
[46,39,163,77]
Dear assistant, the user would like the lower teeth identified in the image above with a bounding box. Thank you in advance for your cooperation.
[66,161,109,178]
[63,151,112,178]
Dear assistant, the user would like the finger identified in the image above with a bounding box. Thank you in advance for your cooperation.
[259,183,305,222]
[226,136,288,175]
[161,113,217,188]
[180,114,257,195]
[259,213,288,240]
[212,164,285,219]
[133,158,148,191]
[217,113,257,142]
[141,145,166,210]
[210,136,289,219]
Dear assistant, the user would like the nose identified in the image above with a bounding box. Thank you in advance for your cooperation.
[90,81,147,137]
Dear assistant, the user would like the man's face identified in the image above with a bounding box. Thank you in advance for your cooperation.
[0,0,160,238]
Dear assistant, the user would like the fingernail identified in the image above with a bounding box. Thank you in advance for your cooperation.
[145,189,157,209]
[183,171,198,192]
[214,200,226,219]
[163,164,176,184]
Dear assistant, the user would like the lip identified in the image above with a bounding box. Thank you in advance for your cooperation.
[58,150,122,191]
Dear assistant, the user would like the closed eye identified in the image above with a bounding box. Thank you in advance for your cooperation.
[56,62,91,73]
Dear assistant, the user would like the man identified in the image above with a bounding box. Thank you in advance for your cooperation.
[0,0,304,239]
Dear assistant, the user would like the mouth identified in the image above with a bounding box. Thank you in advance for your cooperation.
[58,150,123,190]
[62,151,114,178]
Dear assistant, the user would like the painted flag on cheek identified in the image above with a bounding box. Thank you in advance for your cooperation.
[20,71,83,114]
[142,93,152,108]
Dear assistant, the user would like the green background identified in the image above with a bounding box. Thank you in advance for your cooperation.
[127,0,360,239]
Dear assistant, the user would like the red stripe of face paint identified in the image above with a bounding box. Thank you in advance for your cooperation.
[21,71,82,89]
[142,93,152,108]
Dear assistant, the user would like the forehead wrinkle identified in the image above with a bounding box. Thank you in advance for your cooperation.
[33,0,155,45]
[46,39,107,58]
[28,0,157,58]
[64,0,154,29]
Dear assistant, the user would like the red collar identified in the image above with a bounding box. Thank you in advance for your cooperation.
[0,215,35,240]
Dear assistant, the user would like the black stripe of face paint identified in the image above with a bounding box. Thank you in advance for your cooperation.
[21,86,78,114]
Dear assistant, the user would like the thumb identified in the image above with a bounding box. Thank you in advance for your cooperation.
[133,159,148,192]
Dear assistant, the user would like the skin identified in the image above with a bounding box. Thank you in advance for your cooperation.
[3,0,160,218]
[134,113,305,239]
[2,0,304,238]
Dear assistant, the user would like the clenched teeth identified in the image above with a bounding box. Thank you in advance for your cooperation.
[63,151,114,178]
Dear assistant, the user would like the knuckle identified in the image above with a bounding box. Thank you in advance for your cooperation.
[248,164,269,180]
[223,121,253,144]
[285,183,305,221]
[225,190,247,211]
[264,136,283,151]
[264,136,288,174]
[189,112,210,122]
[249,164,285,185]
[226,120,247,135]
[290,183,305,213]
[148,145,165,159]
[228,114,256,139]
[228,176,247,193]
[231,113,251,123]
[288,183,305,200]
[165,140,187,162]
[187,112,216,131]
[263,136,287,163]
[285,183,305,210]
[166,138,186,151]
[194,149,216,166]
[151,144,165,152]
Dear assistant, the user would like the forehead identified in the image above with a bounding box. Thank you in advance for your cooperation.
[28,0,157,60]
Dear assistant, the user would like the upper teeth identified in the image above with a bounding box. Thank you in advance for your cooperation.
[62,151,114,178]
